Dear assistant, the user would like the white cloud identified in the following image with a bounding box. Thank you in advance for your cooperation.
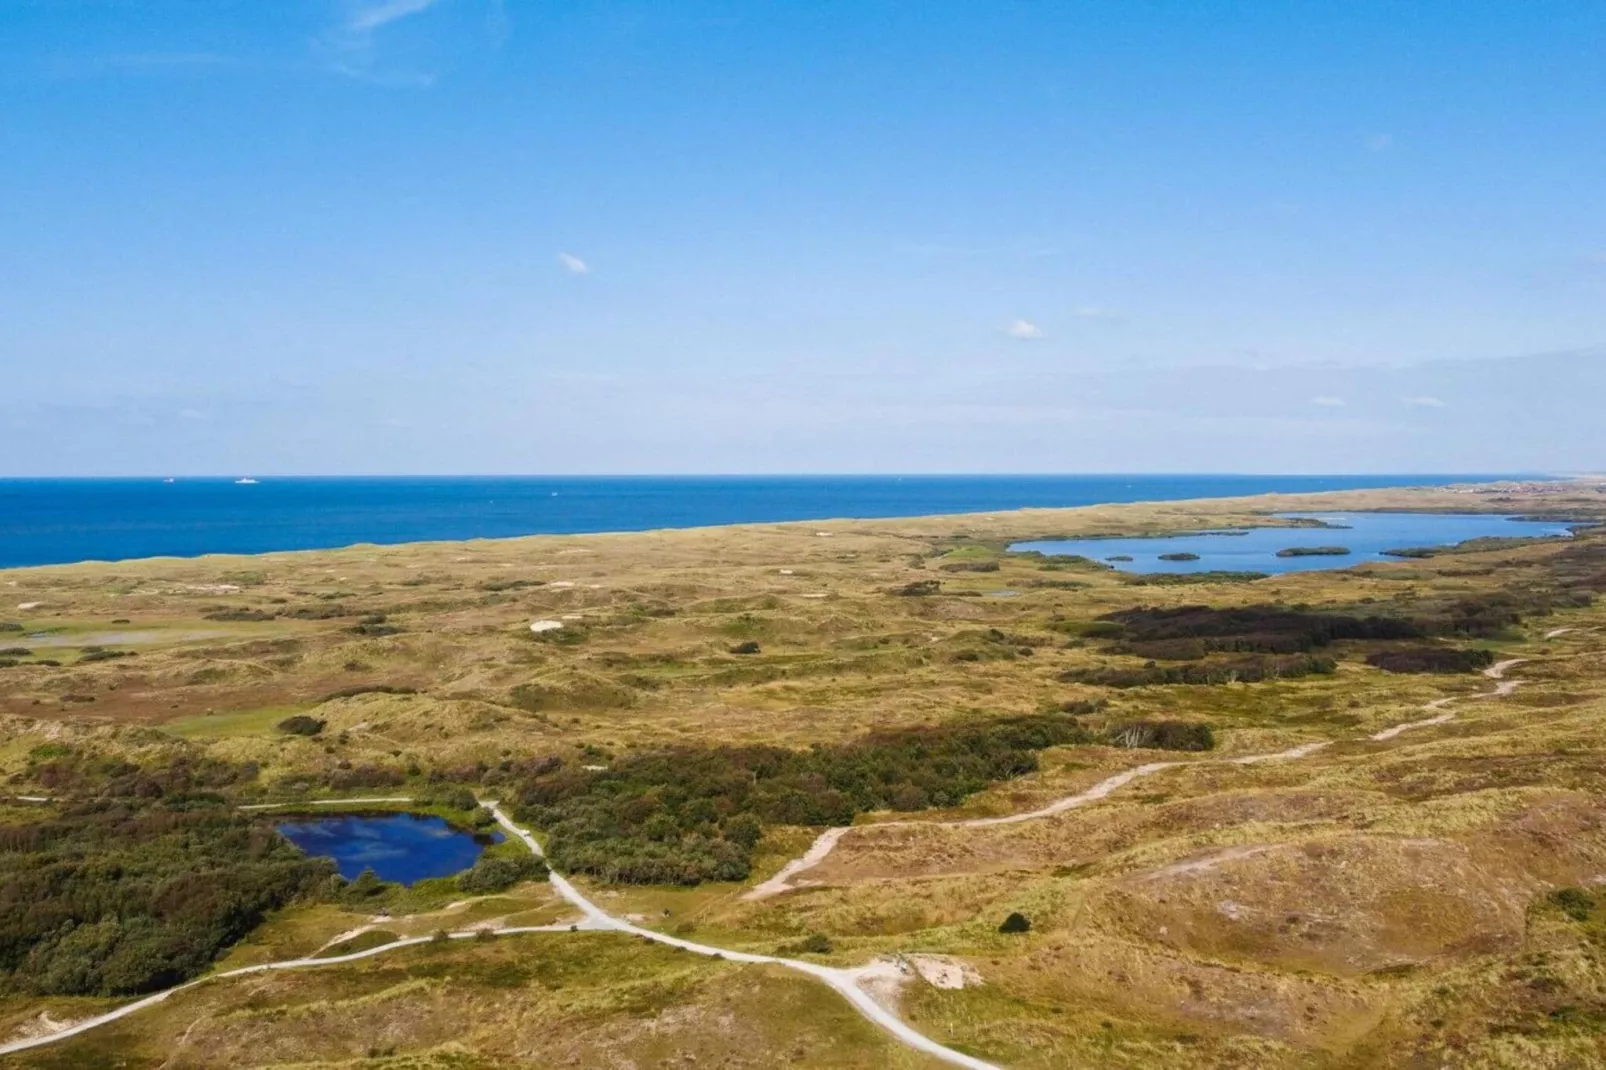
[1005,319,1043,340]
[1310,396,1346,408]
[1365,133,1394,152]
[349,0,444,33]
[1403,395,1448,408]
[558,252,589,275]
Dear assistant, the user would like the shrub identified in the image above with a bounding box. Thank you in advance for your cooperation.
[277,715,326,737]
[729,641,762,655]
[456,854,550,894]
[1063,653,1336,688]
[781,932,834,955]
[1365,647,1495,674]
[349,613,402,637]
[0,647,30,657]
[0,791,331,996]
[202,609,276,622]
[999,912,1031,934]
[891,580,942,597]
[1550,887,1595,922]
[513,711,1089,885]
[1106,720,1214,751]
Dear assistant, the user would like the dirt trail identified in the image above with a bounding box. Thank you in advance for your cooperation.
[749,665,1540,899]
[0,658,1557,1066]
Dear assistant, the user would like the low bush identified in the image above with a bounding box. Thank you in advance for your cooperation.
[456,854,549,894]
[1365,646,1495,674]
[1062,653,1335,688]
[276,715,325,736]
[1105,720,1214,751]
[728,641,762,655]
[0,790,331,996]
[999,912,1031,934]
[513,711,1090,885]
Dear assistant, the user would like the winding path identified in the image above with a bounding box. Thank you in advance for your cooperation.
[747,660,1537,900]
[0,655,1551,1066]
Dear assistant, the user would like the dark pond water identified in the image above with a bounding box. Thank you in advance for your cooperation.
[1009,512,1577,576]
[277,813,501,885]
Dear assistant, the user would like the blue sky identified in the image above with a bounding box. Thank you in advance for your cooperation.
[2,0,1603,475]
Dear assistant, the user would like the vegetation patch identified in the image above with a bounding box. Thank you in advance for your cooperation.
[512,711,1091,885]
[1276,546,1351,557]
[1062,653,1336,688]
[1365,646,1496,674]
[0,776,332,996]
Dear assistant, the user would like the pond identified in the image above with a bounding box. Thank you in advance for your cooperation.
[1008,512,1577,576]
[277,813,502,885]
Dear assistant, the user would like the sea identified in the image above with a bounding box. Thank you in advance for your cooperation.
[0,475,1519,569]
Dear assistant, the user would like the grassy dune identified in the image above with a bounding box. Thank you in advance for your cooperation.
[3,480,1606,1067]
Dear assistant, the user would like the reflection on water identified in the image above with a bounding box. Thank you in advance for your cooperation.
[1009,513,1576,576]
[277,813,501,885]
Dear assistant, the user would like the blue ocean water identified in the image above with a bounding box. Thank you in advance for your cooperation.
[277,813,500,885]
[1010,511,1577,575]
[0,474,1516,568]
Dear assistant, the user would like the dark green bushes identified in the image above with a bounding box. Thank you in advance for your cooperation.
[1158,552,1201,562]
[512,712,1090,885]
[203,609,277,622]
[1062,653,1336,688]
[1365,647,1495,674]
[999,912,1031,933]
[456,854,549,894]
[1105,720,1214,751]
[0,796,332,996]
[1098,604,1423,658]
[1276,546,1350,557]
[276,715,325,736]
[728,641,762,655]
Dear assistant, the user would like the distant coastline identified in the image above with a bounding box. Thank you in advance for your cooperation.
[0,474,1534,569]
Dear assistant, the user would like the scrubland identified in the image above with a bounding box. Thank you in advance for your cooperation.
[3,481,1606,1067]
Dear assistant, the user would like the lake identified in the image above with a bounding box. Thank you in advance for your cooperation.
[277,813,501,885]
[0,474,1518,567]
[1008,512,1577,575]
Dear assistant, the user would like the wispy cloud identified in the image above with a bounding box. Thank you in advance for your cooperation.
[1005,319,1043,340]
[1365,133,1394,152]
[1403,395,1448,408]
[319,0,497,85]
[558,252,590,275]
[1310,396,1346,408]
[1072,306,1113,319]
[349,0,445,33]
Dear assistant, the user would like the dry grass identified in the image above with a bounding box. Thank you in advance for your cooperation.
[4,481,1606,1066]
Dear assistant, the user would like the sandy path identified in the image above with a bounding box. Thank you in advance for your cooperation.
[0,924,578,1057]
[0,657,1557,1066]
[750,664,1542,898]
[482,803,1000,1069]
